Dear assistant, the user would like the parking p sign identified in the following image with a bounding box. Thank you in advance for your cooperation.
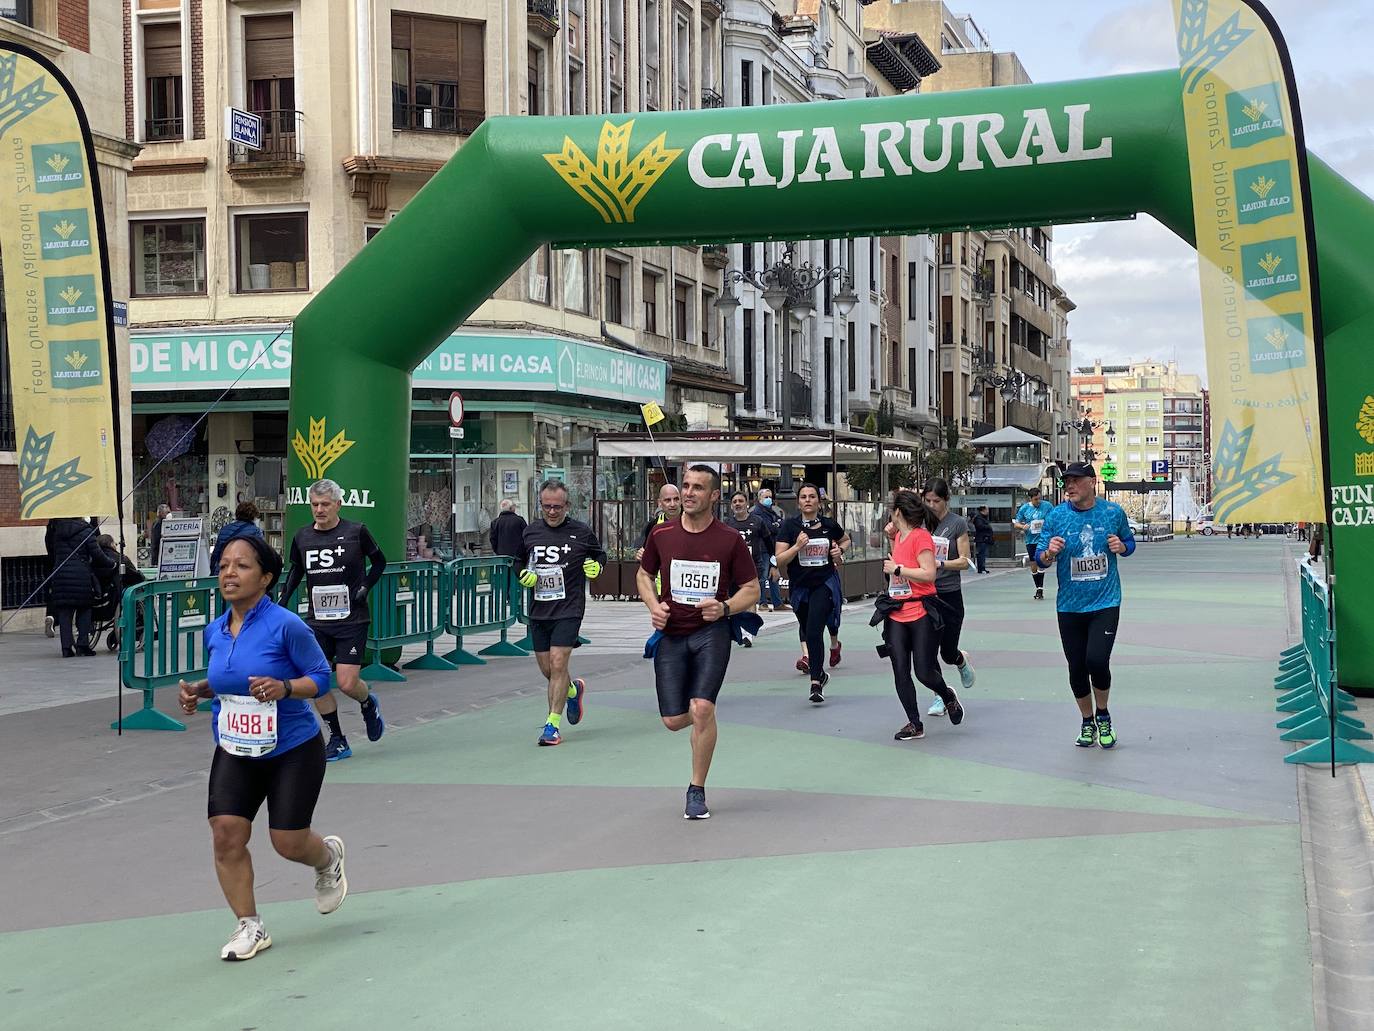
[1150,459,1170,478]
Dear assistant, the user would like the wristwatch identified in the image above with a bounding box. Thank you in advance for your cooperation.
[722,600,732,618]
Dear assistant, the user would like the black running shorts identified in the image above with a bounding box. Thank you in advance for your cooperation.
[207,733,326,830]
[653,620,732,717]
[530,617,583,652]
[311,624,369,668]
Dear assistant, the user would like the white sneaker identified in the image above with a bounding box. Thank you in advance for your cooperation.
[44,615,55,638]
[957,651,976,690]
[927,695,947,718]
[221,916,271,961]
[315,835,348,915]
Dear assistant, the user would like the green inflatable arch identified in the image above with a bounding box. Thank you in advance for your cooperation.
[284,68,1374,682]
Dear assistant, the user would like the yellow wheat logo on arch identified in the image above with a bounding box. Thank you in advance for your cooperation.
[544,120,682,223]
[293,416,355,481]
[1357,397,1374,445]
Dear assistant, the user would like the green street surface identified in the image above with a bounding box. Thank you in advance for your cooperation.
[0,538,1315,1030]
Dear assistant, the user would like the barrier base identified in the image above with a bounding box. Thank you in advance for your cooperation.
[1280,716,1374,742]
[404,644,460,672]
[1277,687,1314,707]
[1280,643,1305,659]
[1278,706,1324,729]
[1285,738,1374,765]
[1278,693,1319,713]
[442,645,487,666]
[479,639,528,657]
[360,662,407,683]
[197,698,213,713]
[1275,669,1309,689]
[512,629,534,651]
[112,702,186,732]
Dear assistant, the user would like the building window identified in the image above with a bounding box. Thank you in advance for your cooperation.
[1,0,34,28]
[673,9,691,110]
[0,258,14,450]
[143,22,184,142]
[674,280,690,340]
[365,224,384,243]
[643,0,660,110]
[1146,401,1161,411]
[642,269,661,333]
[605,256,626,324]
[700,290,715,348]
[245,14,296,144]
[1145,435,1160,445]
[824,337,835,424]
[529,244,551,304]
[608,0,625,112]
[391,12,485,134]
[235,212,308,293]
[847,322,856,389]
[560,249,589,314]
[131,219,207,296]
[742,316,755,409]
[740,59,752,106]
[527,45,545,115]
[760,68,771,106]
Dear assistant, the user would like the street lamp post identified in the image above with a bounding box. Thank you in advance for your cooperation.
[1056,412,1115,463]
[969,358,1049,432]
[716,246,857,494]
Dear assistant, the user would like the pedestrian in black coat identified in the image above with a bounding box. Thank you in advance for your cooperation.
[45,517,116,656]
[488,500,528,557]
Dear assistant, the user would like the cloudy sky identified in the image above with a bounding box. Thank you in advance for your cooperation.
[948,0,1374,384]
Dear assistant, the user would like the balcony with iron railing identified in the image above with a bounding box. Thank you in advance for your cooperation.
[527,0,559,35]
[228,109,305,181]
[145,116,184,142]
[701,86,723,108]
[393,103,484,136]
[789,372,812,422]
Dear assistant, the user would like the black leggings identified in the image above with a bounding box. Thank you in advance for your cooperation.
[886,616,952,724]
[795,587,835,683]
[937,589,964,666]
[1056,607,1121,699]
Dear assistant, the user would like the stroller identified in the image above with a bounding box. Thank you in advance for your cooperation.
[93,550,145,652]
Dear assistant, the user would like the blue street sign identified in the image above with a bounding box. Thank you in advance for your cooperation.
[225,107,263,151]
[112,300,127,327]
[1150,459,1170,476]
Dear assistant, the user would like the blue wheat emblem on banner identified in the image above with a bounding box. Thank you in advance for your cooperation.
[18,426,91,518]
[0,52,57,135]
[1210,420,1293,522]
[1176,0,1254,94]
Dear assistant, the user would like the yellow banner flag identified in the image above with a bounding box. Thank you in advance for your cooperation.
[1172,0,1324,522]
[640,401,665,427]
[0,44,118,518]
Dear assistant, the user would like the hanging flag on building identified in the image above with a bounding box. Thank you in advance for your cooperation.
[1172,0,1326,522]
[0,42,120,518]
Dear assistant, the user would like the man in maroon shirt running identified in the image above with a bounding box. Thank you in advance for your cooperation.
[638,464,760,820]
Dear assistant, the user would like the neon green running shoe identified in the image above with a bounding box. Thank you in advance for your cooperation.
[1075,719,1097,748]
[1096,714,1116,749]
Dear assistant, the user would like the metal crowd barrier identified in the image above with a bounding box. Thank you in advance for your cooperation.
[359,560,458,681]
[112,558,536,728]
[443,556,529,665]
[1276,561,1374,765]
[114,576,226,731]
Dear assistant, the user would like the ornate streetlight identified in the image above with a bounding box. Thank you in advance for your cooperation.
[1056,412,1115,462]
[716,246,857,491]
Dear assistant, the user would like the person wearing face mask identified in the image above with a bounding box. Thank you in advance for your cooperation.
[776,483,850,704]
[750,488,785,612]
[1032,462,1135,749]
[919,479,977,718]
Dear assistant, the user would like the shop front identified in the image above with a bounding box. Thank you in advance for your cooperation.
[129,327,667,562]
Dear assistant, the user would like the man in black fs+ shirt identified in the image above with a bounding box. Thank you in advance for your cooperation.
[517,480,607,747]
[279,479,387,762]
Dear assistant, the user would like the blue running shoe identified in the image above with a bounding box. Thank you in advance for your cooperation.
[684,785,710,820]
[361,694,385,742]
[566,679,587,726]
[324,734,352,762]
[538,722,562,746]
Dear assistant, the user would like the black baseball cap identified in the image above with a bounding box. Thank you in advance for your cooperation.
[1062,462,1097,479]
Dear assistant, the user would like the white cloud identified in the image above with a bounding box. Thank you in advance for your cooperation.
[1078,2,1178,74]
[1055,219,1208,380]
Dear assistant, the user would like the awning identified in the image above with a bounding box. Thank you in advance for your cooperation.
[968,427,1049,447]
[595,438,913,465]
[966,464,1044,488]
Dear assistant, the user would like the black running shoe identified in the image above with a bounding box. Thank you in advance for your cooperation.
[894,722,925,741]
[809,671,829,704]
[684,785,710,820]
[943,688,964,726]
